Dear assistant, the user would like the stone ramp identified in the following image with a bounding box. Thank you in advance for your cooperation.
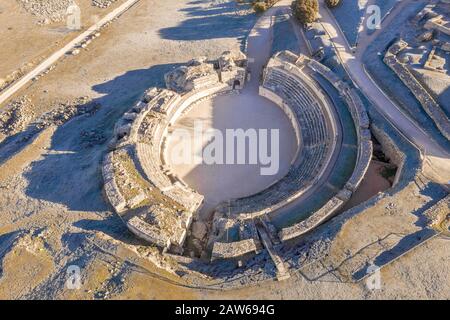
[256,223,290,281]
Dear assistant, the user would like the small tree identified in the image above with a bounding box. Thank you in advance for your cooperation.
[292,0,319,24]
[325,0,340,8]
[252,1,267,12]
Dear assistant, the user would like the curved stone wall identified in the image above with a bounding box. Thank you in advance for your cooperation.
[211,51,372,254]
[102,51,248,253]
[102,50,372,260]
[214,57,339,222]
[259,86,302,164]
[277,53,372,241]
[103,85,238,252]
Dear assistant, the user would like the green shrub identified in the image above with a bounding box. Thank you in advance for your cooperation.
[292,0,319,24]
[325,0,341,8]
[253,1,268,12]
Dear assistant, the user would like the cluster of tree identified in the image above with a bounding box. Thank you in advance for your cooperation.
[291,0,319,24]
[249,0,281,13]
[250,0,340,18]
[252,2,268,12]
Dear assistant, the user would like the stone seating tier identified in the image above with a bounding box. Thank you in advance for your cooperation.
[220,66,332,218]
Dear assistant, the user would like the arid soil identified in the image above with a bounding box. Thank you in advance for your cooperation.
[165,85,298,216]
[0,0,127,87]
[0,0,448,300]
[340,161,393,212]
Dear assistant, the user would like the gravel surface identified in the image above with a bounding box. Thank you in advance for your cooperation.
[17,0,75,22]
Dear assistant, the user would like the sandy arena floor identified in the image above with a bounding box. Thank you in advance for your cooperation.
[165,92,298,213]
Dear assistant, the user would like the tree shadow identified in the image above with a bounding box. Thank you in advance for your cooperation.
[73,216,146,246]
[0,125,41,166]
[351,182,447,281]
[158,0,256,42]
[0,230,23,278]
[23,63,181,212]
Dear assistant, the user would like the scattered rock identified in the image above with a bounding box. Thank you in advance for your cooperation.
[92,0,118,9]
[191,238,203,252]
[35,97,101,130]
[0,96,35,136]
[417,31,434,42]
[80,129,107,148]
[17,0,76,23]
[191,221,207,240]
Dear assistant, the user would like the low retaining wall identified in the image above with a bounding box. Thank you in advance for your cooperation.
[211,239,258,261]
[102,152,127,213]
[127,216,171,248]
[384,40,450,140]
[279,196,344,241]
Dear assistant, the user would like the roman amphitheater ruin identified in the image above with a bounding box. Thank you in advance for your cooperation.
[102,49,372,276]
[1,0,449,300]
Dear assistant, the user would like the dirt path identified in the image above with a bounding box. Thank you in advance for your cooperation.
[0,0,140,108]
[165,0,298,214]
[356,0,413,58]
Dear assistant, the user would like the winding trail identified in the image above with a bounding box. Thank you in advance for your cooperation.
[245,0,289,92]
[318,0,450,184]
[0,0,140,109]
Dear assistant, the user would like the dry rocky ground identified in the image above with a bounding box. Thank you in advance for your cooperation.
[0,0,448,300]
[0,0,127,89]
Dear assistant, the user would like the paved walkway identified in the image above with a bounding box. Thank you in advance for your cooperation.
[317,0,450,184]
[245,0,292,92]
[355,0,411,58]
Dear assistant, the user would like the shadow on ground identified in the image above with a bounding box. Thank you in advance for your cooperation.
[158,0,256,42]
[0,230,23,278]
[73,216,145,246]
[23,63,180,212]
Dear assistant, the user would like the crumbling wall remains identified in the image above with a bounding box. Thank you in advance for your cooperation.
[384,40,450,140]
